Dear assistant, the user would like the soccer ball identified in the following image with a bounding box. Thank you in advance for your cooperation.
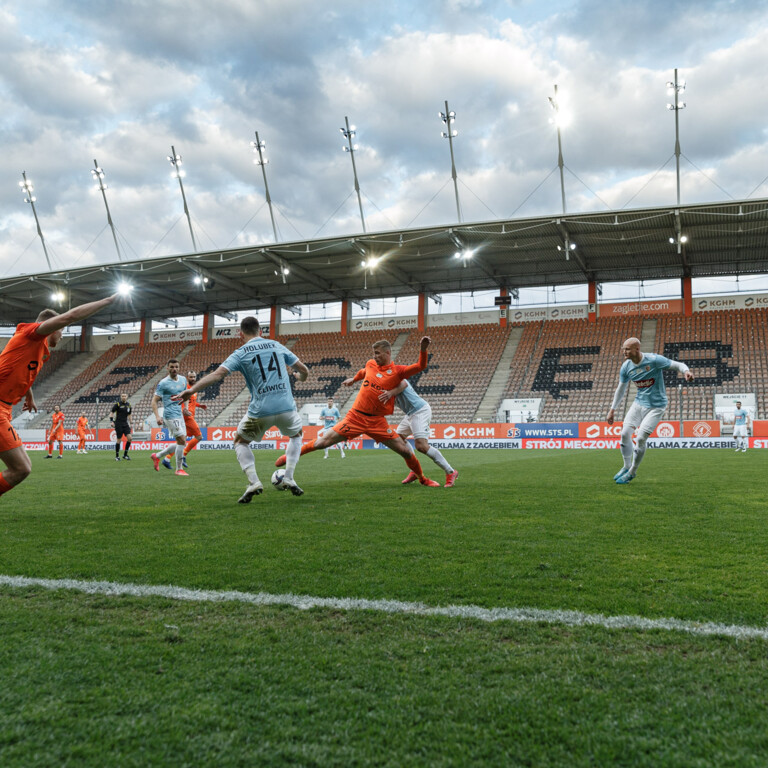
[271,469,286,490]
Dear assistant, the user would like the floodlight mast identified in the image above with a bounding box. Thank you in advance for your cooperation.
[548,85,567,214]
[251,131,278,242]
[19,171,52,270]
[439,100,462,223]
[340,116,366,233]
[167,145,198,251]
[91,159,122,261]
[666,68,686,206]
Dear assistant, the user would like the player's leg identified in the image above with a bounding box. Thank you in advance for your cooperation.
[0,446,32,495]
[0,411,32,496]
[275,422,343,467]
[275,411,305,495]
[380,434,439,487]
[46,434,54,458]
[615,403,641,480]
[57,437,64,458]
[234,417,264,502]
[621,407,664,483]
[115,432,122,460]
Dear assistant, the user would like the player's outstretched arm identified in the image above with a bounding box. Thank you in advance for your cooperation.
[290,360,309,382]
[36,293,121,337]
[172,366,229,401]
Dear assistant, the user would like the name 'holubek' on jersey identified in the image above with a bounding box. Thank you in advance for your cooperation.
[221,338,298,418]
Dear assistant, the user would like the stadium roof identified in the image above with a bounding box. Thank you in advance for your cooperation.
[2,198,768,327]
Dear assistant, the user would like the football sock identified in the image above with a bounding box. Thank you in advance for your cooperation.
[175,444,185,469]
[426,446,453,473]
[157,444,176,459]
[284,436,302,482]
[630,436,648,474]
[299,439,316,456]
[404,452,423,478]
[235,442,259,484]
[0,473,13,496]
[184,436,200,456]
[620,431,634,469]
[47,441,54,455]
[115,441,121,457]
[123,440,131,456]
[339,445,346,457]
[59,444,63,457]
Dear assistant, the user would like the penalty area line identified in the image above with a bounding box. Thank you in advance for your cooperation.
[1,573,767,641]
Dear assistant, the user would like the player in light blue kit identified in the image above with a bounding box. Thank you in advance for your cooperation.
[379,379,458,487]
[732,400,751,453]
[319,398,345,459]
[607,337,694,484]
[174,316,309,502]
[151,359,189,476]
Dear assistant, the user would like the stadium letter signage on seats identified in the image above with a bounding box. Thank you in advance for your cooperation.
[77,365,158,403]
[662,341,739,386]
[531,347,600,399]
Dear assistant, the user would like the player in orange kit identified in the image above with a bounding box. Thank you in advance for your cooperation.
[275,336,440,487]
[45,406,65,459]
[181,370,207,469]
[0,292,121,498]
[76,412,90,454]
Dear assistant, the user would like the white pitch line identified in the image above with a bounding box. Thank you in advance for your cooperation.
[1,573,766,640]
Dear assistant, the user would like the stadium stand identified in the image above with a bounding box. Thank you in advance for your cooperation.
[504,317,644,422]
[19,307,768,427]
[393,324,510,423]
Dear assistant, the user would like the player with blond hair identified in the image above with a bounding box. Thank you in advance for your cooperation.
[275,336,440,487]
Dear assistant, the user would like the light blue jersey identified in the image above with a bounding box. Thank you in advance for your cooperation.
[320,406,341,428]
[619,353,674,408]
[156,375,188,420]
[395,381,428,416]
[222,339,298,418]
[734,407,749,426]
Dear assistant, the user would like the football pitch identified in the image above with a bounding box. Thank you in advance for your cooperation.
[1,447,767,767]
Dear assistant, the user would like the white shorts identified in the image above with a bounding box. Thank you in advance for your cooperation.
[623,402,666,437]
[733,425,748,437]
[165,417,187,439]
[396,404,432,440]
[237,410,302,443]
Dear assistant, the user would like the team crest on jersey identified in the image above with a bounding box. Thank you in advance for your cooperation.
[645,365,651,371]
[387,369,392,374]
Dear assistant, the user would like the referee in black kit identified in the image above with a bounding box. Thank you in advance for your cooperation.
[110,393,133,461]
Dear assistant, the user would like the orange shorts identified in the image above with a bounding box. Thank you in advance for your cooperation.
[0,403,22,452]
[183,412,202,439]
[333,409,397,443]
[49,428,64,442]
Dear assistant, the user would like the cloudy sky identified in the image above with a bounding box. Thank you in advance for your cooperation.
[2,0,767,309]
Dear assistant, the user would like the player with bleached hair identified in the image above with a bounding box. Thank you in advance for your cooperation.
[607,337,694,484]
[732,400,751,453]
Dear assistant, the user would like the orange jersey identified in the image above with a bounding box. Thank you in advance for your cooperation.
[77,416,89,433]
[0,322,50,405]
[350,347,428,416]
[185,386,198,417]
[51,412,65,431]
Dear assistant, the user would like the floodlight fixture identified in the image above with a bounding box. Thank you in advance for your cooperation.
[250,130,278,242]
[19,171,52,270]
[439,100,462,222]
[340,116,366,233]
[666,69,687,205]
[90,159,122,261]
[549,85,567,214]
[117,282,133,296]
[167,145,197,251]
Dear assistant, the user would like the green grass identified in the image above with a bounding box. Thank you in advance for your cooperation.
[1,447,767,766]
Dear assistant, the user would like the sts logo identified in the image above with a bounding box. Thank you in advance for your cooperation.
[507,426,520,438]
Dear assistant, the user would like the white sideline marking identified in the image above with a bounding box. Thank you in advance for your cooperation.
[1,574,766,640]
